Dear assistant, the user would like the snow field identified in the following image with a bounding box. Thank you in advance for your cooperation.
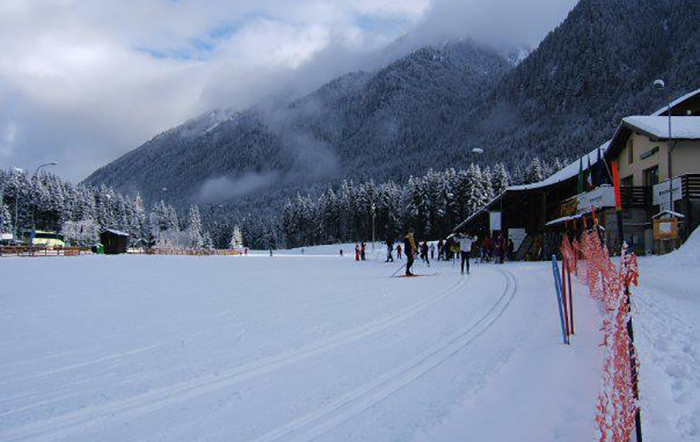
[634,228,700,441]
[1,252,605,441]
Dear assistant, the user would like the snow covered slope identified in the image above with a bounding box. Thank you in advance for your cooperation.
[0,254,604,441]
[635,228,700,441]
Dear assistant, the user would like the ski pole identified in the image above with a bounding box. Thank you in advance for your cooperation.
[391,263,407,277]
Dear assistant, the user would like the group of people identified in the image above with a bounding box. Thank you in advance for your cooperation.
[350,230,515,277]
[478,232,514,263]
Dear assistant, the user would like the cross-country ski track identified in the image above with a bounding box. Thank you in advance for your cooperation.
[1,250,605,441]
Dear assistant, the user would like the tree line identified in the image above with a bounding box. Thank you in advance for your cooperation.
[280,157,566,248]
[0,155,563,250]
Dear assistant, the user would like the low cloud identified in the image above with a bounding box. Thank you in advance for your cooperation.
[0,0,576,181]
[197,171,280,203]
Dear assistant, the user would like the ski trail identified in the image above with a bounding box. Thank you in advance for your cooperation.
[251,268,517,442]
[1,274,470,442]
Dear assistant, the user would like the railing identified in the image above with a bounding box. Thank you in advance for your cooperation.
[620,186,651,208]
[681,174,700,200]
[142,248,242,256]
[0,246,92,257]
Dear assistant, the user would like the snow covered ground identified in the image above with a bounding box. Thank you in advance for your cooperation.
[634,229,700,441]
[0,235,694,441]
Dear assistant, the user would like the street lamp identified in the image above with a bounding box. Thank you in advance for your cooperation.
[11,167,23,240]
[30,162,58,247]
[653,79,674,217]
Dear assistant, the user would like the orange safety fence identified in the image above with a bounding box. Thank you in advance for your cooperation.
[563,230,640,442]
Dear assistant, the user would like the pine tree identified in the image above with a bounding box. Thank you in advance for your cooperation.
[186,205,204,248]
[0,196,12,236]
[492,163,511,195]
[524,157,546,184]
[230,225,243,249]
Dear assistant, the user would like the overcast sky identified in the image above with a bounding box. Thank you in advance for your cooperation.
[0,0,577,181]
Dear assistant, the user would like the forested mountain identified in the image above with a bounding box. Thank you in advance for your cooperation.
[84,0,700,244]
[85,40,512,205]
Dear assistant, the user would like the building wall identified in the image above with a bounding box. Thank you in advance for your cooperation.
[617,132,700,185]
[672,141,700,178]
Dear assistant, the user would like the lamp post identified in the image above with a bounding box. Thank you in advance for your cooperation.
[653,80,674,215]
[11,167,23,241]
[30,162,58,247]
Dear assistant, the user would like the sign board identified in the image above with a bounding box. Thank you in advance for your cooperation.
[653,177,683,206]
[653,218,678,240]
[576,185,616,215]
[560,197,578,217]
[489,212,501,232]
[508,228,526,252]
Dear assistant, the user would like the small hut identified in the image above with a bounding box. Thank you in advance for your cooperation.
[100,229,129,254]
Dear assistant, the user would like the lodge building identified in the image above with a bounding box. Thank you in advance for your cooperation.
[454,88,700,258]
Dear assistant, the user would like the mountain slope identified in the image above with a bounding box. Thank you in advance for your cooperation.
[84,40,513,206]
[85,0,700,213]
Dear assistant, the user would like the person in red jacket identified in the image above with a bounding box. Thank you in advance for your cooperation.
[355,243,360,261]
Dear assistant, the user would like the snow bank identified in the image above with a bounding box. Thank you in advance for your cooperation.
[633,226,700,441]
[656,226,700,267]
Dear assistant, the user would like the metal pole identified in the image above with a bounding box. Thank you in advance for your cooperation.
[667,99,673,210]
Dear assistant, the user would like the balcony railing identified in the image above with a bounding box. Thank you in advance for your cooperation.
[681,174,700,200]
[620,186,651,208]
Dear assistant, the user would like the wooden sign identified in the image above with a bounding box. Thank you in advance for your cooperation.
[653,218,679,240]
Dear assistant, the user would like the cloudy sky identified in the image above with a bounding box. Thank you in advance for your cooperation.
[0,0,577,181]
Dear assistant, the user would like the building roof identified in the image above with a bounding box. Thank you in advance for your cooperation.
[651,88,700,116]
[622,116,700,140]
[103,228,130,237]
[509,140,610,191]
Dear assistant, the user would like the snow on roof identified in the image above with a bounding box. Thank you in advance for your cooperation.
[508,140,611,191]
[651,88,700,116]
[103,229,130,236]
[652,210,685,219]
[545,213,585,226]
[623,116,700,140]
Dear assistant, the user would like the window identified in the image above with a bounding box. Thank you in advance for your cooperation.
[621,175,634,187]
[643,166,659,187]
[640,146,659,160]
[628,137,634,164]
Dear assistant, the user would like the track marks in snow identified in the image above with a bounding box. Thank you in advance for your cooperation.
[1,272,470,442]
[636,291,700,440]
[251,268,517,442]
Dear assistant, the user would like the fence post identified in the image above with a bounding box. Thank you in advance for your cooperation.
[567,260,574,335]
[551,255,569,345]
[560,256,571,338]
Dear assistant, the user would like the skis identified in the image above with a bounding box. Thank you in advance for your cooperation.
[391,272,439,278]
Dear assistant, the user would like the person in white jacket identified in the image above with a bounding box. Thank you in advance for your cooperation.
[459,234,477,274]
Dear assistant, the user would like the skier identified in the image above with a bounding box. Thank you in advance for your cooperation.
[420,241,430,266]
[396,243,403,259]
[386,239,394,262]
[429,242,435,260]
[460,233,476,274]
[437,239,443,261]
[404,229,417,276]
[340,249,344,257]
[360,241,366,260]
[482,235,492,262]
[507,238,515,261]
[355,243,360,261]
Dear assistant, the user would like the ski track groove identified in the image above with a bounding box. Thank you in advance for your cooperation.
[250,268,517,442]
[0,273,414,409]
[1,272,470,442]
